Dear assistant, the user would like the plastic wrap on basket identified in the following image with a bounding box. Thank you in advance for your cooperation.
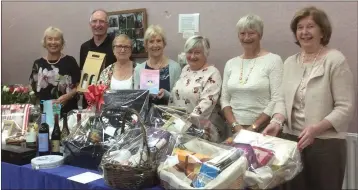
[158,134,248,189]
[103,89,150,120]
[101,108,175,189]
[226,129,303,189]
[59,109,95,133]
[62,107,138,170]
[1,104,39,145]
[146,105,219,142]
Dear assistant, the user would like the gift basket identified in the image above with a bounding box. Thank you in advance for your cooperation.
[146,105,219,142]
[158,134,248,189]
[103,89,150,121]
[62,85,117,170]
[101,108,176,189]
[1,104,40,145]
[225,130,303,189]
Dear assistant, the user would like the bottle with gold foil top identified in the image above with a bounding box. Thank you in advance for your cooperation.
[51,114,62,155]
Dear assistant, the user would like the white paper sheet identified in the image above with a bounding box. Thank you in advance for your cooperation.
[178,13,200,33]
[68,172,103,184]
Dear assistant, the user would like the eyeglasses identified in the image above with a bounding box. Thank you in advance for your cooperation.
[113,45,132,51]
[90,19,107,25]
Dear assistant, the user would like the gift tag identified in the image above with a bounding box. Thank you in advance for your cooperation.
[104,126,116,137]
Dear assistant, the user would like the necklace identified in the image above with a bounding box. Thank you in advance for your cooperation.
[45,54,64,65]
[298,47,323,108]
[239,53,259,85]
[148,57,166,70]
[113,61,133,80]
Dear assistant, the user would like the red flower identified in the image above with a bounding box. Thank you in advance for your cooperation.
[8,86,14,93]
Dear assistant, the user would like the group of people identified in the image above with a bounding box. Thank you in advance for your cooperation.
[28,6,355,190]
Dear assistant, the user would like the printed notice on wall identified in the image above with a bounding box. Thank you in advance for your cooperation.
[178,13,200,33]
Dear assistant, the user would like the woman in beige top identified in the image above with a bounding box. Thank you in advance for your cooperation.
[263,6,356,190]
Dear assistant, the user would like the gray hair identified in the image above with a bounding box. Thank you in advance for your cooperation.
[89,9,108,22]
[236,14,264,37]
[184,35,210,57]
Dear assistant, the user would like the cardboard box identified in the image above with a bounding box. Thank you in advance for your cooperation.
[77,51,106,92]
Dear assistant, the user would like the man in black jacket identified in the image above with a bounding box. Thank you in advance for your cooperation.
[79,9,116,108]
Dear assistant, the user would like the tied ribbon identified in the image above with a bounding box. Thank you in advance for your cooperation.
[84,84,107,112]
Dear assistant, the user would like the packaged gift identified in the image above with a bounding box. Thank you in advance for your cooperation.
[103,89,150,120]
[101,108,176,190]
[146,105,219,142]
[158,135,248,189]
[62,107,140,170]
[231,129,303,189]
[1,104,41,145]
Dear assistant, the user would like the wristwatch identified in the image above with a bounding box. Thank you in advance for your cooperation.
[231,121,240,128]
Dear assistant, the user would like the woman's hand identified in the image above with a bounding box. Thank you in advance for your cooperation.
[156,88,165,99]
[53,94,71,106]
[232,124,243,134]
[298,125,319,151]
[262,123,281,137]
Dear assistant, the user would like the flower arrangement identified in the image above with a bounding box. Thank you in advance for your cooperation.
[1,84,37,105]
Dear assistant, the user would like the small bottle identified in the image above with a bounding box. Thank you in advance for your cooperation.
[61,113,70,140]
[38,113,50,156]
[89,74,96,85]
[51,114,62,155]
[81,73,89,89]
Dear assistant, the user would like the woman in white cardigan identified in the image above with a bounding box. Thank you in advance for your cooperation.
[221,14,284,134]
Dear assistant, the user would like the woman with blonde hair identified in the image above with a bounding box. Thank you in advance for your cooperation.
[98,34,136,89]
[264,6,356,190]
[134,25,181,105]
[29,26,81,116]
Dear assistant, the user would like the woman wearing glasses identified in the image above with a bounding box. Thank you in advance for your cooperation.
[98,34,136,89]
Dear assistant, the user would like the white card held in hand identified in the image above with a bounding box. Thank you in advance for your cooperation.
[67,172,103,184]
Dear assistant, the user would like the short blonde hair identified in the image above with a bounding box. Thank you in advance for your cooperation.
[144,25,167,47]
[41,26,65,48]
[184,35,210,57]
[290,6,332,46]
[236,14,264,37]
[112,34,132,49]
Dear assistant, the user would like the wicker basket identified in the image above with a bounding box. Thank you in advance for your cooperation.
[103,108,159,190]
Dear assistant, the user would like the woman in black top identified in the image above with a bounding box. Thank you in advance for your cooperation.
[29,26,81,117]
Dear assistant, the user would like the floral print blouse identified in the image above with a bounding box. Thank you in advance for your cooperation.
[98,62,136,89]
[169,65,222,119]
[29,55,81,113]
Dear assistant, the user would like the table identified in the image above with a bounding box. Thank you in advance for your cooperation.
[1,162,164,190]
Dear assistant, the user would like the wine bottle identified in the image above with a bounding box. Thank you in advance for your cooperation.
[81,73,88,89]
[51,114,62,155]
[38,113,50,156]
[61,113,70,140]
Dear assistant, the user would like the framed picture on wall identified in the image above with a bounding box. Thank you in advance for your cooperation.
[107,8,148,58]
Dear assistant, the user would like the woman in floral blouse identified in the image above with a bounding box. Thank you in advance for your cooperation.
[98,34,136,89]
[29,26,81,116]
[158,35,222,119]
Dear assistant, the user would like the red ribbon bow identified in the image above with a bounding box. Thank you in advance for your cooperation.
[84,84,107,112]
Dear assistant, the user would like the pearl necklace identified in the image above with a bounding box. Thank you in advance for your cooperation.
[298,47,323,108]
[239,53,260,85]
[45,54,64,65]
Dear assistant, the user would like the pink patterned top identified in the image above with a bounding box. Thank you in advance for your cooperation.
[169,65,222,119]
